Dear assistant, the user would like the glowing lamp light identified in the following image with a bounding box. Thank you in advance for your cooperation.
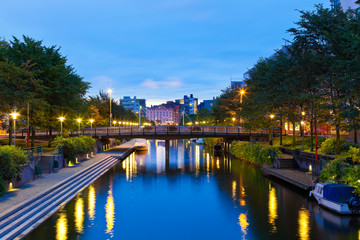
[302,111,306,116]
[89,119,94,124]
[59,116,65,122]
[77,118,82,123]
[270,114,275,119]
[9,111,20,120]
[301,121,305,125]
[107,88,112,95]
[113,120,117,125]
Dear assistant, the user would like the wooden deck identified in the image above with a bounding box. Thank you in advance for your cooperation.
[262,167,315,191]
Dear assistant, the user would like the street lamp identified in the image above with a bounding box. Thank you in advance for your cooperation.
[238,87,246,126]
[269,114,275,146]
[76,118,82,137]
[58,116,65,140]
[89,119,94,137]
[301,121,305,150]
[232,117,236,125]
[9,111,20,146]
[107,89,112,126]
[113,120,117,126]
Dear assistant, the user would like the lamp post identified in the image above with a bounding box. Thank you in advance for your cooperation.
[9,110,20,146]
[89,119,94,137]
[270,114,275,146]
[232,117,236,126]
[77,118,82,137]
[239,87,246,126]
[107,89,112,126]
[58,117,65,140]
[301,111,305,151]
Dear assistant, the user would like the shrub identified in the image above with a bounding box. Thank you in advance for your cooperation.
[347,147,360,163]
[342,166,360,195]
[319,158,348,183]
[304,136,326,149]
[0,145,28,194]
[320,137,347,155]
[231,141,279,166]
[341,142,359,152]
[204,138,220,146]
[55,136,96,163]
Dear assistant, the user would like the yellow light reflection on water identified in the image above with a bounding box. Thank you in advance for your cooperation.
[232,181,237,201]
[125,153,137,182]
[298,208,310,240]
[268,187,277,233]
[195,145,200,176]
[216,159,220,169]
[88,185,96,221]
[106,186,115,236]
[238,213,249,240]
[56,213,68,240]
[75,197,84,233]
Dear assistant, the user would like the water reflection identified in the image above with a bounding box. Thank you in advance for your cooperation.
[268,185,278,233]
[75,196,84,233]
[56,212,67,240]
[238,213,249,240]
[298,208,310,240]
[88,185,96,221]
[106,183,115,236]
[24,140,360,240]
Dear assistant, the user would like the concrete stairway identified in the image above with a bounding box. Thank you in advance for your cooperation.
[274,153,298,169]
[0,156,119,240]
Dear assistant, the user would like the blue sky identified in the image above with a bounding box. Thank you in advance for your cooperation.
[1,0,329,106]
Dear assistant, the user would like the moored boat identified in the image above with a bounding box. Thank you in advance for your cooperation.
[134,139,148,151]
[196,138,205,145]
[310,183,360,215]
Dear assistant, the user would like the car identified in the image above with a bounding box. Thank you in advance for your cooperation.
[304,129,326,135]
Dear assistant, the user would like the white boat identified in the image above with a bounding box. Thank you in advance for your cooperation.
[309,183,360,215]
[196,138,205,145]
[134,139,148,151]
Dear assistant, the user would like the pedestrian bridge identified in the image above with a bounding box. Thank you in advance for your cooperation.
[25,126,273,141]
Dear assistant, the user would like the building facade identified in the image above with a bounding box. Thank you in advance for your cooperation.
[198,99,215,111]
[175,94,198,115]
[146,107,175,125]
[331,0,359,10]
[159,101,181,124]
[120,96,146,115]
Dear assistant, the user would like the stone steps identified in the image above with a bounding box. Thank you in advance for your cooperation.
[0,156,119,240]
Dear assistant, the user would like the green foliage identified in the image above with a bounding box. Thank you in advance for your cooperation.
[230,141,280,166]
[0,145,28,191]
[55,136,95,163]
[0,177,5,194]
[347,147,360,163]
[319,158,348,183]
[342,166,360,195]
[204,138,220,146]
[320,137,347,155]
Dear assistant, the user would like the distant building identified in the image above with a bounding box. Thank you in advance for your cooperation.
[175,94,198,115]
[198,99,215,111]
[159,101,181,124]
[231,81,245,90]
[146,107,175,125]
[120,96,146,115]
[331,0,359,10]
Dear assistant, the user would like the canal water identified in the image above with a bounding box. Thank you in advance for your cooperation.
[24,140,360,240]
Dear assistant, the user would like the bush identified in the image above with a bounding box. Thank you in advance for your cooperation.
[204,138,220,146]
[231,141,280,166]
[341,142,359,152]
[304,136,326,149]
[55,136,96,163]
[347,146,360,163]
[320,137,347,155]
[0,145,28,194]
[319,158,347,183]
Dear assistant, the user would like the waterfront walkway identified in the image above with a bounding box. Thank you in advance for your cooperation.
[262,167,315,191]
[0,140,136,240]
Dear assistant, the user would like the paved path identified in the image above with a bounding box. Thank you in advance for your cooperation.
[0,142,135,215]
[262,167,315,190]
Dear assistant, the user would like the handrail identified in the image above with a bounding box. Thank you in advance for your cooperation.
[49,145,63,173]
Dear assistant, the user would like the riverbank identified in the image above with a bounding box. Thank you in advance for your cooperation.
[0,140,136,240]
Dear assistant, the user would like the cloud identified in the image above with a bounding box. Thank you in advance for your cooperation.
[141,77,183,89]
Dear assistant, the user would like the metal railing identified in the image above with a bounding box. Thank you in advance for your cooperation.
[22,126,273,138]
[49,145,63,173]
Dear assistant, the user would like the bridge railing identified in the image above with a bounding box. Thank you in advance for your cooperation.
[21,126,272,137]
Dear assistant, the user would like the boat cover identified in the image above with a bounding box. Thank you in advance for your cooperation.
[323,184,356,203]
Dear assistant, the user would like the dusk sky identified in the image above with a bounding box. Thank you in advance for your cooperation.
[1,0,329,106]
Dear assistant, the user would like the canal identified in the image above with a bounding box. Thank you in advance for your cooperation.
[24,139,360,240]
